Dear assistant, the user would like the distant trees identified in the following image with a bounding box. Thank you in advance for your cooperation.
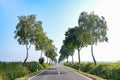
[14,15,57,65]
[59,45,70,63]
[59,26,90,67]
[45,45,58,63]
[59,11,108,66]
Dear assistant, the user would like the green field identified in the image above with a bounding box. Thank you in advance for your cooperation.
[0,62,50,80]
[65,62,120,80]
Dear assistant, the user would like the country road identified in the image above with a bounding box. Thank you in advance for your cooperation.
[29,64,92,80]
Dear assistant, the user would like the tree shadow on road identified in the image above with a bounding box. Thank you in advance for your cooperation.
[37,70,67,76]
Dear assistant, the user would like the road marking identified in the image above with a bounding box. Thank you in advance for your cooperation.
[58,71,60,74]
[57,64,63,80]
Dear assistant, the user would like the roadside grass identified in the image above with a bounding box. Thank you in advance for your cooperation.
[15,70,42,80]
[0,62,30,80]
[64,64,104,80]
[15,64,53,80]
[78,71,104,80]
[64,62,120,80]
[0,62,51,80]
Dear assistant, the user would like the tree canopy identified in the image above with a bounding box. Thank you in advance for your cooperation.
[14,15,57,65]
[59,11,108,66]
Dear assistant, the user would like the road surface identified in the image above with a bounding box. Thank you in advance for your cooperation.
[29,64,92,80]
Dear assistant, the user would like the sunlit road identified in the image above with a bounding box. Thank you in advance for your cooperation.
[29,64,92,80]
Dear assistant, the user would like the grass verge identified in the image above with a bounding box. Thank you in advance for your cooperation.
[65,65,104,80]
[15,70,42,80]
[15,64,53,80]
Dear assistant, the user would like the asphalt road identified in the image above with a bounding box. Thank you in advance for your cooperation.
[29,64,92,80]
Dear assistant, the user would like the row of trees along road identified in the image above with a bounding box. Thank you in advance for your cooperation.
[59,11,108,66]
[14,15,57,65]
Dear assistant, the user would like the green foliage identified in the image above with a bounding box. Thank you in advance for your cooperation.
[65,62,120,80]
[25,61,40,72]
[59,11,108,65]
[14,15,38,45]
[78,12,108,65]
[0,62,50,80]
[59,26,91,64]
[78,11,108,44]
[14,15,57,65]
[65,62,94,71]
[0,62,29,80]
[14,15,48,65]
[89,63,120,80]
[45,45,57,62]
[0,72,8,80]
[42,64,50,69]
[80,62,94,72]
[39,57,45,64]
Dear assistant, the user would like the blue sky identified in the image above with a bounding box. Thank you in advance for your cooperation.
[0,0,120,62]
